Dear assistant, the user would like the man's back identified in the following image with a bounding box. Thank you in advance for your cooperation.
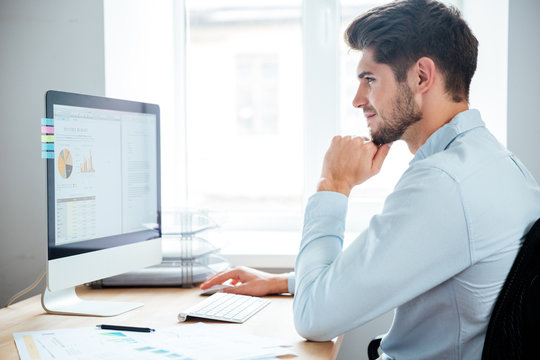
[380,109,540,358]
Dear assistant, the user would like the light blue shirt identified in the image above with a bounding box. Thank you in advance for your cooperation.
[292,109,540,359]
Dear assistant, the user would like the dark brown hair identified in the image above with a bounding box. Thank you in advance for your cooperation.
[345,0,478,102]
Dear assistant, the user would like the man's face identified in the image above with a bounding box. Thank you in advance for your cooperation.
[353,49,422,145]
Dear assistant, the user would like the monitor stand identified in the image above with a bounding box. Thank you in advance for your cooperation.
[41,286,143,317]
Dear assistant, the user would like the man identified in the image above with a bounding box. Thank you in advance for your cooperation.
[201,0,540,358]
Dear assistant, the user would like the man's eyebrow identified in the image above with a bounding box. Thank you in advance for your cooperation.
[358,71,374,79]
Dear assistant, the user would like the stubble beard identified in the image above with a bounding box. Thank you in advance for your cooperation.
[369,83,422,146]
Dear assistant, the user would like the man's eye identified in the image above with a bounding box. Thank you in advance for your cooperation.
[366,77,375,85]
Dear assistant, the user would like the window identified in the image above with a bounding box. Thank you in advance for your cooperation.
[236,55,279,136]
[184,1,304,231]
[104,0,508,263]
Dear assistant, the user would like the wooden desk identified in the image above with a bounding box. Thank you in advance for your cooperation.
[0,286,341,359]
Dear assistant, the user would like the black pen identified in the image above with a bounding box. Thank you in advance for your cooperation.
[97,324,155,333]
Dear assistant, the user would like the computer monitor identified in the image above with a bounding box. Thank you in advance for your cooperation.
[41,90,162,316]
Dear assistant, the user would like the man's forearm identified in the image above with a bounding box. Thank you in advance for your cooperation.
[293,191,348,341]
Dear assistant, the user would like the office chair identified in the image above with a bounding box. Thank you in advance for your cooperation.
[367,217,540,360]
[481,217,540,359]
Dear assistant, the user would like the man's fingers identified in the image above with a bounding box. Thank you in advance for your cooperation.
[221,282,267,297]
[220,283,258,296]
[200,269,238,289]
[371,143,392,174]
[200,272,222,288]
[221,284,246,294]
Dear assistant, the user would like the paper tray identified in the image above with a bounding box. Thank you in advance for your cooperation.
[88,256,229,288]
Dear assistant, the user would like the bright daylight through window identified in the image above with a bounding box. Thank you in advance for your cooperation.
[104,0,507,258]
[185,1,304,232]
[184,0,409,237]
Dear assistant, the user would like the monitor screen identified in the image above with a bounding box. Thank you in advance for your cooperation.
[43,91,162,316]
[47,93,161,259]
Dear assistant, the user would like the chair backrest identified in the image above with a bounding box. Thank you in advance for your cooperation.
[481,217,540,359]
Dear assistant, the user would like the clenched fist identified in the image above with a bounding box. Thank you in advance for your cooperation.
[317,136,392,196]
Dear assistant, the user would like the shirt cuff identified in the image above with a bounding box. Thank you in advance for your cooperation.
[304,191,348,222]
[287,272,295,294]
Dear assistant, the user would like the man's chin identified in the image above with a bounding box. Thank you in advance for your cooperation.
[371,133,393,146]
[370,131,384,146]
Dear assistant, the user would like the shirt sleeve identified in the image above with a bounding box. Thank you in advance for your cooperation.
[293,166,471,341]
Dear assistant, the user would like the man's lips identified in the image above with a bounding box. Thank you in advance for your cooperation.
[364,113,376,122]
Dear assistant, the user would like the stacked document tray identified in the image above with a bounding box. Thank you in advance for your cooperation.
[89,210,229,288]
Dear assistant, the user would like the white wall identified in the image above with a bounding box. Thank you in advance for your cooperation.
[507,0,540,182]
[463,0,508,145]
[0,0,105,306]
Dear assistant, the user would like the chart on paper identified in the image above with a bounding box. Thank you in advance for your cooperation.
[14,323,296,360]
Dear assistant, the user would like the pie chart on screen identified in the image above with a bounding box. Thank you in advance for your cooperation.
[58,149,73,179]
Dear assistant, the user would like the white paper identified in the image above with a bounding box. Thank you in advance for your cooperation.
[14,323,296,360]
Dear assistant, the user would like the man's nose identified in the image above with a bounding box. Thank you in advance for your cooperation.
[352,84,368,109]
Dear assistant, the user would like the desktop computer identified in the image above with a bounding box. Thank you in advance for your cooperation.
[41,90,162,316]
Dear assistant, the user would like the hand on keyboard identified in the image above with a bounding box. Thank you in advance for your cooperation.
[200,266,289,297]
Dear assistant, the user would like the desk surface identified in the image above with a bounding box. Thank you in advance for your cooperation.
[0,286,341,359]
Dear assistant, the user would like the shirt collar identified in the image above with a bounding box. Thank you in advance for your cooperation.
[412,109,485,163]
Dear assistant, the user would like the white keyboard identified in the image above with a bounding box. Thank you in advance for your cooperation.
[178,292,270,323]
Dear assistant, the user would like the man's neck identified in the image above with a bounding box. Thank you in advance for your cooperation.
[404,100,469,154]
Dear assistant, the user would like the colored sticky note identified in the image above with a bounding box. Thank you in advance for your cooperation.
[42,143,54,151]
[41,151,54,159]
[41,135,54,143]
[41,118,54,126]
[41,126,54,134]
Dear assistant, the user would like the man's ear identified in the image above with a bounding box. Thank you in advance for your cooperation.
[412,57,436,94]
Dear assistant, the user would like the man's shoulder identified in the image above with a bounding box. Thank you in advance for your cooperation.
[408,129,508,184]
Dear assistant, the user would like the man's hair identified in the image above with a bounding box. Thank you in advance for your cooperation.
[345,0,478,102]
